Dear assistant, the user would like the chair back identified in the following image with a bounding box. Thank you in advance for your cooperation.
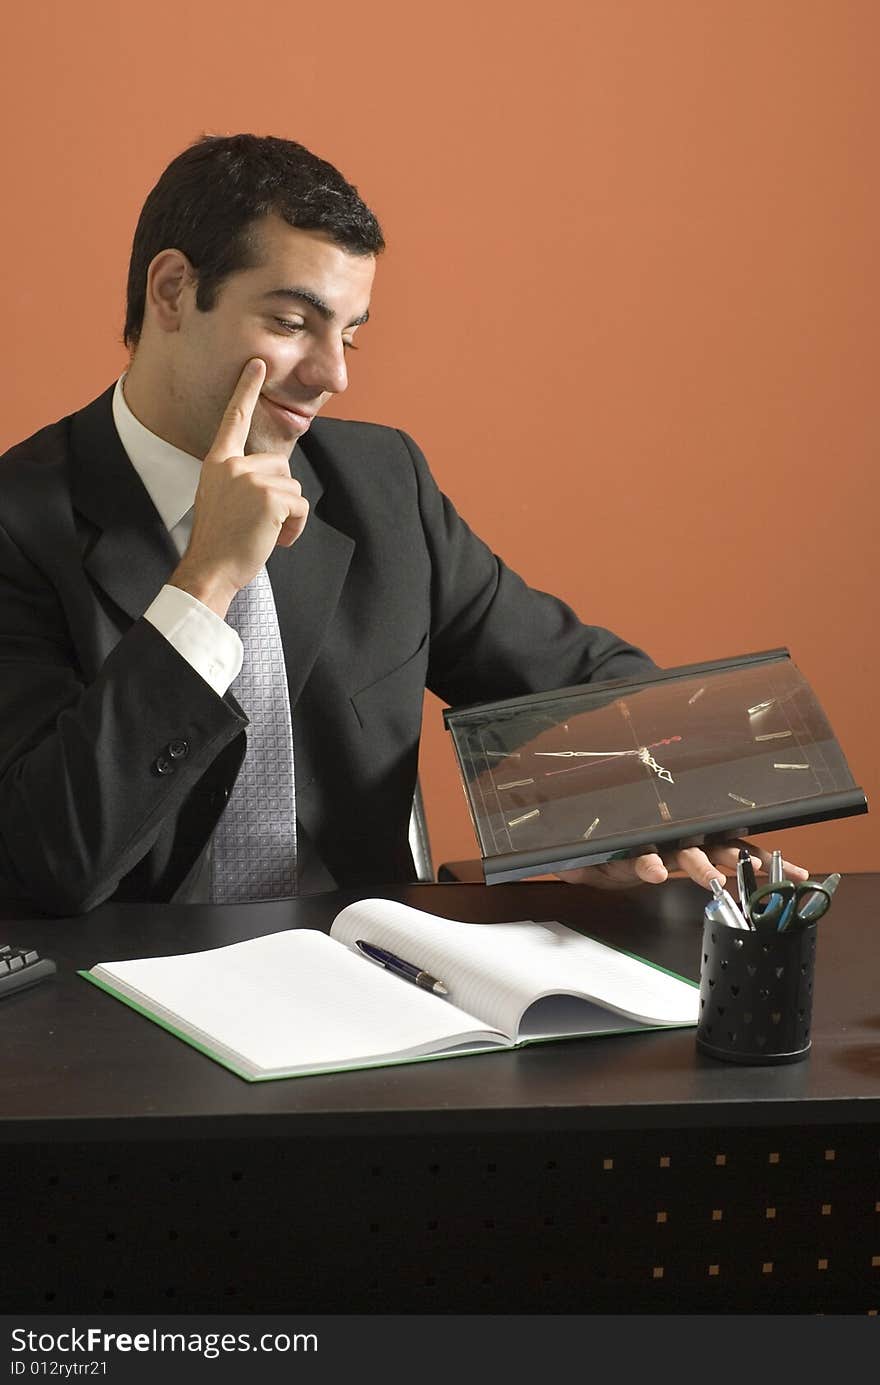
[408,780,434,881]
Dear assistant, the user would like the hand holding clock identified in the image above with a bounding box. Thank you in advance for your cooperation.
[554,840,810,892]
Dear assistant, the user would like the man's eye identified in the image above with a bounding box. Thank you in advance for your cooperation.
[274,318,304,333]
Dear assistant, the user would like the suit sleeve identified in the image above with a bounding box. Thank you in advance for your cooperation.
[396,432,657,706]
[0,518,246,915]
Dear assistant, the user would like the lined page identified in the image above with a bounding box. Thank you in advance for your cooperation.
[90,930,508,1077]
[330,900,698,1037]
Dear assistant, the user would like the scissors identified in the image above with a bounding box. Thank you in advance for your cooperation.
[747,879,834,932]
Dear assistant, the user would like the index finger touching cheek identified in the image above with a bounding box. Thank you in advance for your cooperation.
[207,358,267,462]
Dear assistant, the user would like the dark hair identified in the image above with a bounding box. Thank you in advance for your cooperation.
[123,133,385,347]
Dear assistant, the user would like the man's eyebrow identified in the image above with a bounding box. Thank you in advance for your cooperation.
[263,287,370,328]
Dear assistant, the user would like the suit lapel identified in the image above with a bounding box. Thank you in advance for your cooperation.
[69,387,179,622]
[268,435,354,708]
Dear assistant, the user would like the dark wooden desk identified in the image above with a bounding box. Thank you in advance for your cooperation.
[1,877,878,1313]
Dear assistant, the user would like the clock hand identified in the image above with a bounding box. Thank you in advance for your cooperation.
[535,735,681,759]
[537,736,681,782]
[638,747,674,784]
[534,750,634,758]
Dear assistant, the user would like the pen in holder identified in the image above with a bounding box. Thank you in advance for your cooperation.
[695,917,818,1065]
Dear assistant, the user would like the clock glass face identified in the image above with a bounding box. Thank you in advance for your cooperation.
[445,653,864,876]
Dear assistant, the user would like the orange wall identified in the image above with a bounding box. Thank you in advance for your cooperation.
[2,1,876,876]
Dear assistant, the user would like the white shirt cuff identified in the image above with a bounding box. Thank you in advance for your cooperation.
[144,585,243,697]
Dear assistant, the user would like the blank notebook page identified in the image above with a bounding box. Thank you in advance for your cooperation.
[331,899,697,1035]
[94,930,504,1072]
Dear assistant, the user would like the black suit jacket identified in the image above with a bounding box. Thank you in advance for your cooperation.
[0,387,655,914]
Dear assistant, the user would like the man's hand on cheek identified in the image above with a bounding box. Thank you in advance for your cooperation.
[169,358,310,618]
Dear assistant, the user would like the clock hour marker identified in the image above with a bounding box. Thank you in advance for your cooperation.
[658,801,672,822]
[508,809,540,828]
[728,792,757,807]
[497,778,535,790]
[747,699,777,715]
[583,817,600,840]
[688,686,706,705]
[754,731,793,742]
[773,763,810,771]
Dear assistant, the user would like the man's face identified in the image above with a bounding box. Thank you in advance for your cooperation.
[169,215,376,459]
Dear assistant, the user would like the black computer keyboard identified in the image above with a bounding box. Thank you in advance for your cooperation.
[0,944,57,997]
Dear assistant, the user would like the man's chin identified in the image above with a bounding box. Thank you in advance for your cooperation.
[245,427,299,461]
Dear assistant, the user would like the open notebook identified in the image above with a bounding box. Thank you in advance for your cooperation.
[81,898,699,1081]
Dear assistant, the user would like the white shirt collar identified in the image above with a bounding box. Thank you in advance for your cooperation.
[112,374,202,534]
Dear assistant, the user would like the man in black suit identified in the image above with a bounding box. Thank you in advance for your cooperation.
[0,134,805,914]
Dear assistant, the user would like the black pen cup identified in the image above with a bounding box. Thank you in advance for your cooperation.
[695,920,818,1065]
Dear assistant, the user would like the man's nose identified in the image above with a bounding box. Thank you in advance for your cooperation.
[296,338,349,396]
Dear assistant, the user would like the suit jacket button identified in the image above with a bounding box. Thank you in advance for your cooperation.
[154,753,174,775]
[168,739,189,759]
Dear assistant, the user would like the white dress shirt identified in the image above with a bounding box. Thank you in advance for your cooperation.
[112,375,242,696]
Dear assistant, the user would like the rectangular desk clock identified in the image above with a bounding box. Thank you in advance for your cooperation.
[443,648,868,884]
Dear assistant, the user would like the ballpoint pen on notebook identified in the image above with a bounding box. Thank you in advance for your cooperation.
[355,941,449,996]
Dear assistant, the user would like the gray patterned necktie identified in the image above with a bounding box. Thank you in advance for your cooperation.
[210,566,298,902]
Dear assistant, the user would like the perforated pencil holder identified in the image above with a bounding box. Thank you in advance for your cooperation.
[695,919,818,1065]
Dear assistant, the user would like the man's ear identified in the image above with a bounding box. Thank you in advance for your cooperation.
[145,249,195,333]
